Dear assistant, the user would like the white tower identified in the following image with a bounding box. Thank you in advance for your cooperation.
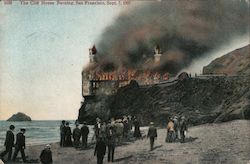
[89,45,97,63]
[154,44,162,63]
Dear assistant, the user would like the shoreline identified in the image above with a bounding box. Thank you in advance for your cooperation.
[1,120,249,164]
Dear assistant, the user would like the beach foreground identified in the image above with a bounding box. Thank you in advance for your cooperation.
[4,120,250,164]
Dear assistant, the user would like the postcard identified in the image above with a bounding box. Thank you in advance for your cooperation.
[0,0,249,163]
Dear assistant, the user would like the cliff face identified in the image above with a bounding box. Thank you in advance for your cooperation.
[79,45,250,126]
[203,45,250,75]
[7,112,32,121]
[79,76,250,126]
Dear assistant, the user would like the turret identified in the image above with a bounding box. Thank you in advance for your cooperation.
[154,44,162,63]
[89,45,97,63]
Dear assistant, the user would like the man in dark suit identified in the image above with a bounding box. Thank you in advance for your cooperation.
[60,120,66,147]
[180,116,188,143]
[0,125,15,161]
[107,125,116,162]
[147,122,157,151]
[81,121,89,148]
[12,128,26,162]
[94,138,106,164]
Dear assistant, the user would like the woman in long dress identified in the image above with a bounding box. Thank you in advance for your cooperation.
[64,122,73,147]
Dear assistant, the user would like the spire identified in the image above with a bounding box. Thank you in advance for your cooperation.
[92,45,97,55]
[89,45,97,63]
[154,44,162,63]
[154,44,161,54]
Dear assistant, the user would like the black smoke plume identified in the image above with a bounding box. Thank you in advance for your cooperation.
[91,0,249,74]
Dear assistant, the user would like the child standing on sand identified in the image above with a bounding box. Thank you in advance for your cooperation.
[40,144,53,164]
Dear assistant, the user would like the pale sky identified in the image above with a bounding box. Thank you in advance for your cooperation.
[0,2,127,120]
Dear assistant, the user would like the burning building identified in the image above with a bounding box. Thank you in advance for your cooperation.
[82,45,170,98]
[78,0,250,125]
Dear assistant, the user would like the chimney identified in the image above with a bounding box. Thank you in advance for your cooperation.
[154,44,162,63]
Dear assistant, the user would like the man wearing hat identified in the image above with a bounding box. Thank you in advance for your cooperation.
[12,128,26,162]
[60,120,66,147]
[107,125,116,162]
[133,118,141,139]
[173,116,180,141]
[81,121,89,148]
[0,125,15,162]
[94,118,101,139]
[147,122,157,151]
[179,116,188,143]
[123,119,129,140]
[73,123,81,148]
[94,136,106,164]
[40,144,53,164]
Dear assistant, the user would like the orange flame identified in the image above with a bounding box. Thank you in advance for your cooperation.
[85,68,169,85]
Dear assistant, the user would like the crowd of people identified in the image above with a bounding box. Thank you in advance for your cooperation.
[146,116,188,152]
[166,116,188,143]
[60,120,89,149]
[67,115,187,164]
[56,116,141,164]
[0,115,188,164]
[91,115,144,164]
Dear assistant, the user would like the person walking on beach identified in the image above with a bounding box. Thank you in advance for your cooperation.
[94,118,101,140]
[133,118,141,139]
[123,119,129,140]
[173,116,179,141]
[180,116,188,143]
[127,115,133,132]
[0,125,15,162]
[60,120,66,147]
[73,123,81,148]
[94,138,106,164]
[40,144,53,164]
[12,128,26,163]
[64,122,73,147]
[115,119,123,144]
[99,121,107,139]
[166,118,175,143]
[147,122,157,151]
[107,126,116,162]
[81,122,89,148]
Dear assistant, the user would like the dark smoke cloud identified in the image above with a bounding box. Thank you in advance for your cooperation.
[91,0,249,74]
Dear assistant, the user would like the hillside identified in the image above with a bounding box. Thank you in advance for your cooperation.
[203,45,250,75]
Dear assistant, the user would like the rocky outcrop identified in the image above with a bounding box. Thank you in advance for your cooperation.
[79,45,250,126]
[78,76,250,126]
[7,112,32,121]
[203,45,250,75]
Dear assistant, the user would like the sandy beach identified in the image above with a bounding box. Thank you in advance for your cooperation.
[2,120,250,164]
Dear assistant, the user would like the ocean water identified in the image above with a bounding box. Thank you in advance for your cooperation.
[0,121,94,150]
